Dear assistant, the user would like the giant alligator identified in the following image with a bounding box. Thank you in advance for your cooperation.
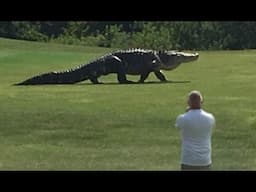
[15,49,199,85]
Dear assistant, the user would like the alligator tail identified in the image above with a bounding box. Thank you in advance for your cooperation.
[15,66,90,85]
[15,54,120,85]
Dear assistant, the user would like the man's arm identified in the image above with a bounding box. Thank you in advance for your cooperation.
[211,115,216,128]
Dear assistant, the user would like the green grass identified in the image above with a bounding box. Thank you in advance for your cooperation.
[1,37,256,170]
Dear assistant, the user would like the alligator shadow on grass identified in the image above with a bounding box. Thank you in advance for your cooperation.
[13,80,190,86]
[78,80,191,86]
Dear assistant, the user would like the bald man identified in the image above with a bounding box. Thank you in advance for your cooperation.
[175,90,216,171]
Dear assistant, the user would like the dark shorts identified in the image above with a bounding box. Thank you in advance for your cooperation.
[181,164,212,171]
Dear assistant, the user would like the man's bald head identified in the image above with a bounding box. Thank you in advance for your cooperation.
[187,90,203,109]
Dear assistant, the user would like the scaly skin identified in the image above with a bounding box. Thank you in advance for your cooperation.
[15,48,199,85]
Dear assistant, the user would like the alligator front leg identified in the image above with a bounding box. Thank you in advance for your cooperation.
[154,70,167,82]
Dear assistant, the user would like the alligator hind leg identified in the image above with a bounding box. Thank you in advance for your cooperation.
[89,77,102,84]
[117,71,134,84]
[138,72,150,83]
[106,55,134,84]
[115,61,134,84]
[154,70,167,82]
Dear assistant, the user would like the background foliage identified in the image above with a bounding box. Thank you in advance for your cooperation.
[1,21,256,50]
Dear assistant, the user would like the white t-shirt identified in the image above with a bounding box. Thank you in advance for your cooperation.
[175,109,215,166]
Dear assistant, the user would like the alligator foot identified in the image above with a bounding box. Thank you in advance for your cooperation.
[120,80,135,84]
[92,81,103,84]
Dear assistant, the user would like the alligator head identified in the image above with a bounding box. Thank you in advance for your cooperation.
[158,51,199,70]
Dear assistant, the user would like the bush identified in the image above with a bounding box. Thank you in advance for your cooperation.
[80,35,105,47]
[50,34,80,45]
[5,21,256,50]
[130,23,174,50]
[6,22,49,42]
[19,29,48,42]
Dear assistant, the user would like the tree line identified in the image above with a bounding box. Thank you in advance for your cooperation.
[1,21,256,50]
